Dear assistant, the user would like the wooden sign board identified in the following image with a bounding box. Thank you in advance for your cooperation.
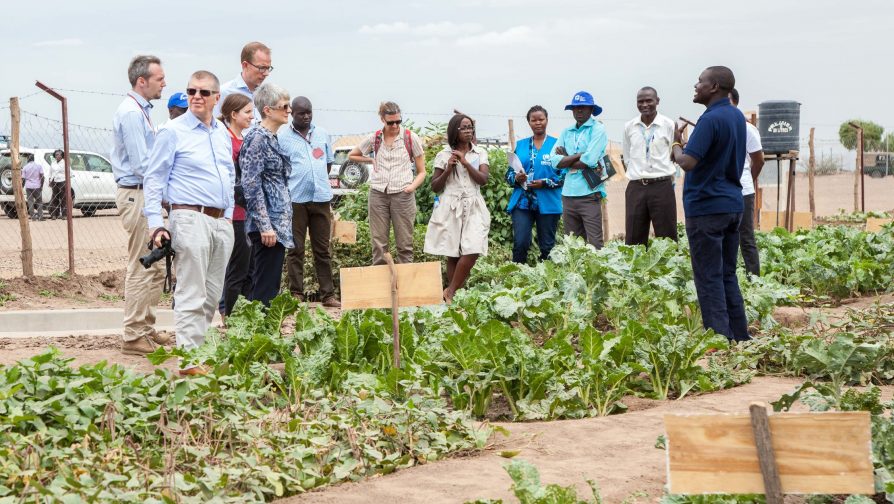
[664,412,873,494]
[332,220,358,244]
[340,262,443,309]
[866,217,893,232]
[759,211,813,232]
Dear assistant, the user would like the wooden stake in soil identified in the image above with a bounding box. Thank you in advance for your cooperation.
[749,402,784,504]
[808,128,816,220]
[9,97,33,278]
[383,253,401,369]
[849,122,863,212]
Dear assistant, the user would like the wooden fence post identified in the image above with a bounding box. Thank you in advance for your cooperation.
[848,123,863,212]
[9,98,34,278]
[808,128,816,220]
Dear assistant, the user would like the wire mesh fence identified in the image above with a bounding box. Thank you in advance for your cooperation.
[0,109,125,277]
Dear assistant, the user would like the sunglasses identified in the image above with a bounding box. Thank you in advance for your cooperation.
[267,103,291,112]
[186,88,217,97]
[385,119,402,126]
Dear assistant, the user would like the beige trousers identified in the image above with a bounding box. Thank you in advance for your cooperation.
[169,209,234,354]
[117,188,165,342]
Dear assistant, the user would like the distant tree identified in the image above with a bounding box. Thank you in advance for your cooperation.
[882,132,894,153]
[839,120,884,150]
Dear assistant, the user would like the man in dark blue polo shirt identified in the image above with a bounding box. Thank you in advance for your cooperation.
[670,66,748,342]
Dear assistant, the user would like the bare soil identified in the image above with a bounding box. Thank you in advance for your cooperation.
[278,377,808,504]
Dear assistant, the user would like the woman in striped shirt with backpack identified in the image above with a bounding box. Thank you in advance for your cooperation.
[348,101,426,265]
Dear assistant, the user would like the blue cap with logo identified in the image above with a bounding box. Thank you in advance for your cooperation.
[564,91,603,117]
[167,92,188,109]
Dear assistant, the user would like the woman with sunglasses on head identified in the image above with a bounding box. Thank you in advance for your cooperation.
[424,114,490,303]
[506,106,562,264]
[348,101,426,265]
[216,93,254,318]
[239,83,294,307]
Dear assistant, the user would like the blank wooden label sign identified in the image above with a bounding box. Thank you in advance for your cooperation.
[866,217,893,232]
[759,211,813,232]
[332,220,358,244]
[664,412,873,494]
[340,262,443,309]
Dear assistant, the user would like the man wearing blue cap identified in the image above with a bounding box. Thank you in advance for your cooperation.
[548,91,608,249]
[167,92,188,121]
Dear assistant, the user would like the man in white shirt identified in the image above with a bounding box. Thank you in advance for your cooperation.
[622,87,678,245]
[729,88,765,277]
[215,41,272,123]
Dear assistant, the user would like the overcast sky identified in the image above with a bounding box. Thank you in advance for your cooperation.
[1,0,891,157]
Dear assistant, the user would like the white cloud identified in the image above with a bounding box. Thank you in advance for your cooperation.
[33,38,84,47]
[455,26,537,47]
[359,22,411,35]
[358,21,482,38]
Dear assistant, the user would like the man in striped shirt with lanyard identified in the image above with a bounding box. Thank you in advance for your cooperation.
[111,55,173,356]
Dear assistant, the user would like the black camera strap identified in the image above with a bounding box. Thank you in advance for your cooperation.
[163,254,174,294]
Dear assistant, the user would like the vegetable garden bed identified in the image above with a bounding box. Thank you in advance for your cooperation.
[1,224,893,502]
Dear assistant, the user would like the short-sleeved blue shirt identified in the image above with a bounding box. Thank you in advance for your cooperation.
[682,98,746,217]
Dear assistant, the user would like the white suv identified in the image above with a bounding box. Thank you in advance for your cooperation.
[0,148,118,218]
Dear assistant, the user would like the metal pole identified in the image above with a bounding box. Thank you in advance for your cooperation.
[35,81,74,275]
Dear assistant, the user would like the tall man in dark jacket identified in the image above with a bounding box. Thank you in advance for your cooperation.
[671,66,749,342]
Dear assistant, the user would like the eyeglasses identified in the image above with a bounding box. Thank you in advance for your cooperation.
[385,119,402,126]
[266,103,291,112]
[246,61,274,73]
[459,126,475,131]
[186,88,217,97]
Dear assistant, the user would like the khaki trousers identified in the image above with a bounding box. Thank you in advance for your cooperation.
[117,188,165,342]
[368,189,416,265]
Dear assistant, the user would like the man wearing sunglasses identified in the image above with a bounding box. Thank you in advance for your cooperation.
[112,54,173,356]
[217,41,272,123]
[144,70,236,376]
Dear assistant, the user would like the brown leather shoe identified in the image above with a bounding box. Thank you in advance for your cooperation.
[149,331,174,346]
[321,297,341,308]
[290,291,305,302]
[121,336,157,356]
[178,365,209,377]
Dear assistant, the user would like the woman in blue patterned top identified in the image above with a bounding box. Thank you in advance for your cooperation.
[506,106,563,263]
[240,83,294,307]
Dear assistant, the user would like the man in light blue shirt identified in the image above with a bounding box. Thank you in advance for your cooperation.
[110,54,172,356]
[549,91,608,249]
[278,96,340,307]
[144,70,235,376]
[215,41,272,123]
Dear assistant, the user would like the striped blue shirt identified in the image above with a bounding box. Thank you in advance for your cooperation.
[111,91,155,185]
[143,111,235,228]
[279,124,334,204]
[547,117,607,198]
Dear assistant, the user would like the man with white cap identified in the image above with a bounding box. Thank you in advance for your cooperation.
[549,91,608,249]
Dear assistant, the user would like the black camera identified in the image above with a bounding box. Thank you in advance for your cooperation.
[140,236,174,269]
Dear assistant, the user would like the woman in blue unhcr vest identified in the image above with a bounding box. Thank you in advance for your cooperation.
[506,105,562,263]
[548,91,608,249]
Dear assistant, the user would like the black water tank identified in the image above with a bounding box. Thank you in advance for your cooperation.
[758,101,801,155]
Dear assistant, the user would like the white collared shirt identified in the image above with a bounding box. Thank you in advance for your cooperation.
[622,113,677,180]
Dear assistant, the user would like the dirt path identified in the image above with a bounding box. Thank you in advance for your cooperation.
[278,377,804,504]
